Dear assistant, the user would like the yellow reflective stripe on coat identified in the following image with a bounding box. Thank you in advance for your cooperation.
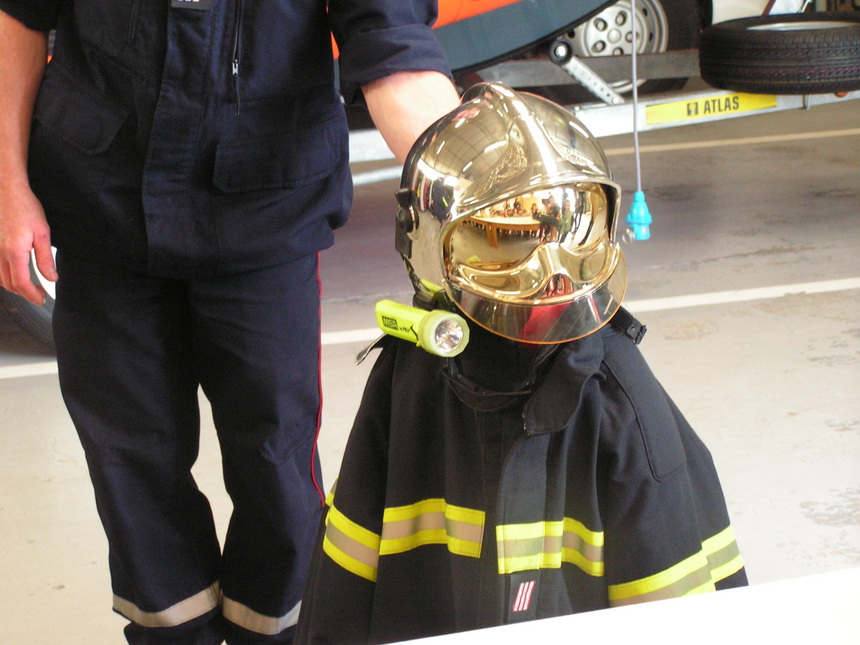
[608,525,744,606]
[703,524,745,584]
[496,517,604,576]
[323,498,486,582]
[381,499,485,558]
[322,503,381,582]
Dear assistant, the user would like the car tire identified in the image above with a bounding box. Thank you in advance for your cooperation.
[0,252,56,349]
[699,12,860,95]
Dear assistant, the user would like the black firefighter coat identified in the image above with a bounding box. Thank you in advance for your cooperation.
[296,318,747,644]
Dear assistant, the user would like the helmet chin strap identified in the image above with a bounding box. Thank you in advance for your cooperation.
[625,0,653,242]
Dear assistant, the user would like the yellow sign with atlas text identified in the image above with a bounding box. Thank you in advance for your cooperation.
[646,93,778,126]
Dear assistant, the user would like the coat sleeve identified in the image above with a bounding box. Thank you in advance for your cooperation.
[295,341,398,644]
[0,0,60,31]
[327,0,451,103]
[596,328,748,606]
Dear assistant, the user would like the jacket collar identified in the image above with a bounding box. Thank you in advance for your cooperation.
[523,332,605,436]
[441,325,605,429]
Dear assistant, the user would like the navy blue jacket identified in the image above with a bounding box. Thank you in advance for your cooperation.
[1,0,450,276]
[297,324,747,643]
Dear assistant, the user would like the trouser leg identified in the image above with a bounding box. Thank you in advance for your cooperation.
[53,254,224,645]
[187,254,325,644]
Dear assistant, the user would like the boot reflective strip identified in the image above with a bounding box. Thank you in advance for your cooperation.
[323,498,486,582]
[497,518,604,576]
[608,525,744,606]
[222,595,302,636]
[113,582,220,628]
[380,499,485,558]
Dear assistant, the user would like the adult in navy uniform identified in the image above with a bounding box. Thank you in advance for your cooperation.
[0,1,459,643]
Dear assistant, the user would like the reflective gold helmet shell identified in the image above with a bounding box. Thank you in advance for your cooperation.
[396,83,626,344]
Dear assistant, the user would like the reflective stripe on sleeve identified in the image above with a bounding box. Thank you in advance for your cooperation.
[703,524,745,584]
[381,499,485,558]
[112,581,220,628]
[496,518,604,576]
[322,503,381,582]
[322,498,486,582]
[608,525,744,606]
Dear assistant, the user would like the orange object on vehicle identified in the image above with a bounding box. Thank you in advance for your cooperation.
[436,0,527,27]
[331,0,526,58]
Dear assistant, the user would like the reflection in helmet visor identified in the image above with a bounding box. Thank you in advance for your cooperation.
[445,184,613,304]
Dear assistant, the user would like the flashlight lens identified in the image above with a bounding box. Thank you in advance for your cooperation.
[434,319,465,352]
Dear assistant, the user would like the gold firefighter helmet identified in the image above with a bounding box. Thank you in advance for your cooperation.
[395,82,626,344]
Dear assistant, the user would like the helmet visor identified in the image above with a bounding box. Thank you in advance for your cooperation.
[445,183,614,303]
[443,182,625,343]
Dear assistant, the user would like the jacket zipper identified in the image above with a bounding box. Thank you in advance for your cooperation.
[232,0,244,115]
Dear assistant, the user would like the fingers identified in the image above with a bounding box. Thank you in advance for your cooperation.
[0,259,10,296]
[0,191,54,306]
[33,235,57,282]
[0,240,50,306]
[5,251,47,305]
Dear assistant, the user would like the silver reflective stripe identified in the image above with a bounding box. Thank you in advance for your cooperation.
[323,502,382,581]
[113,581,220,628]
[222,596,302,636]
[380,500,485,558]
[496,519,604,576]
[608,526,744,606]
[609,559,714,606]
[706,530,744,582]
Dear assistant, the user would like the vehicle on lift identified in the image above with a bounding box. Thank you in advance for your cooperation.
[433,0,771,94]
[341,0,771,129]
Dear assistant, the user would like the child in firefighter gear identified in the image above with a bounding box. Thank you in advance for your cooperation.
[295,84,747,644]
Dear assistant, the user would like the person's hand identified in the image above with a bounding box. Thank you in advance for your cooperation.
[0,182,56,305]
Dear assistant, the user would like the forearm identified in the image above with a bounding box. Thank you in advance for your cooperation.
[362,70,460,164]
[0,10,53,304]
[0,9,47,188]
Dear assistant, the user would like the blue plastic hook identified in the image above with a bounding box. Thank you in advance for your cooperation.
[625,190,652,241]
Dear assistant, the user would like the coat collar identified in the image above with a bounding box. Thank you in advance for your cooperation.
[523,332,605,436]
[440,325,606,429]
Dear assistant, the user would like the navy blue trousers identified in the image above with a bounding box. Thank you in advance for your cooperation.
[53,252,325,645]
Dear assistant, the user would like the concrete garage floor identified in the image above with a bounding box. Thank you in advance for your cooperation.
[1,97,858,643]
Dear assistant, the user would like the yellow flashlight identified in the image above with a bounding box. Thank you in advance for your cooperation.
[374,300,470,357]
